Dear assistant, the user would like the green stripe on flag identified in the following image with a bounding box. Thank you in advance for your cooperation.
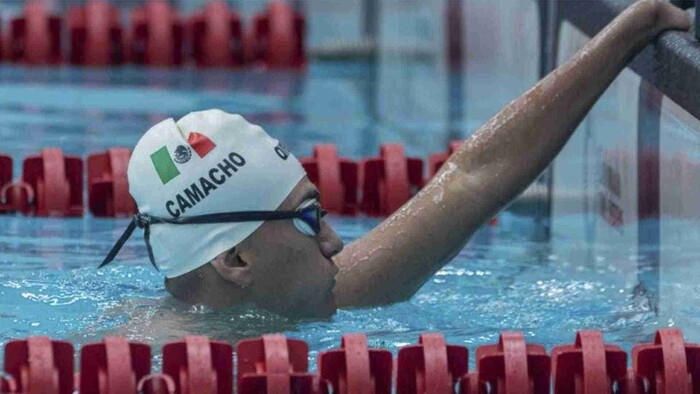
[151,146,180,184]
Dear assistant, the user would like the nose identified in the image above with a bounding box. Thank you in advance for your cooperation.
[317,220,344,260]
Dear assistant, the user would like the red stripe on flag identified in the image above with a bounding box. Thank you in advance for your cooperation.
[188,132,217,158]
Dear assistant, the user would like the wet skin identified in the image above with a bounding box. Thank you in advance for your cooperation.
[332,0,691,307]
[176,0,691,316]
[198,176,344,317]
[241,178,343,317]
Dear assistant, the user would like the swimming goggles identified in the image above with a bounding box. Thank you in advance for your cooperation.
[99,199,327,270]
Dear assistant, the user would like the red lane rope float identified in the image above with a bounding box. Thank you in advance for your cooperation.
[237,334,326,394]
[79,336,151,394]
[396,332,469,394]
[247,1,306,69]
[551,330,628,394]
[88,148,137,218]
[470,331,551,394]
[360,143,424,216]
[0,372,18,394]
[3,336,74,394]
[68,0,124,66]
[137,373,177,394]
[632,328,700,394]
[7,1,62,65]
[162,335,233,394]
[0,181,33,215]
[189,1,244,68]
[127,0,185,67]
[428,140,462,177]
[318,333,392,394]
[22,148,83,217]
[0,154,26,215]
[300,144,359,215]
[0,154,11,195]
[0,20,4,62]
[1,330,700,392]
[459,370,483,394]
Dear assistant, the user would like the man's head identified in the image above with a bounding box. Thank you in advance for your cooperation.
[165,176,343,317]
[125,109,343,317]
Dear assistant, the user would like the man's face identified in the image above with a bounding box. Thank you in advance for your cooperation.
[243,177,344,317]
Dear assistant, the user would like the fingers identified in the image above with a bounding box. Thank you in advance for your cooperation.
[654,0,692,33]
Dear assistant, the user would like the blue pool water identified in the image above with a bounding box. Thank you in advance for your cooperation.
[0,63,699,369]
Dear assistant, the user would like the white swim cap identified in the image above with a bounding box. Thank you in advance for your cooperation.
[127,109,306,278]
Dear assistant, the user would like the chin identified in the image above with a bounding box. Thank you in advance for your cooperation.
[259,278,339,318]
[288,291,338,319]
[297,296,337,318]
[257,293,336,318]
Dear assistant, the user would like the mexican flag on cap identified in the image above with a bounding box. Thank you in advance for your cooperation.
[151,132,216,184]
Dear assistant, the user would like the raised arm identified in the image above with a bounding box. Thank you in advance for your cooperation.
[333,0,690,307]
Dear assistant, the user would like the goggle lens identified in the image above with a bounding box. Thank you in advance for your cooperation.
[293,200,325,236]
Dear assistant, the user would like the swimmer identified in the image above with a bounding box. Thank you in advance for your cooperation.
[102,0,690,317]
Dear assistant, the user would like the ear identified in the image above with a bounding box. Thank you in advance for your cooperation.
[210,247,252,288]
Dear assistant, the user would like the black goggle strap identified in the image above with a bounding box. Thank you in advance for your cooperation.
[148,210,306,225]
[149,205,325,231]
[99,214,160,271]
[99,215,139,269]
[100,205,327,269]
[143,220,158,271]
